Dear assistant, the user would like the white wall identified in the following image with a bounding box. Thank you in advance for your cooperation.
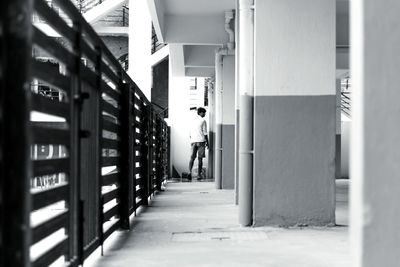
[255,0,335,96]
[128,0,152,99]
[222,56,235,124]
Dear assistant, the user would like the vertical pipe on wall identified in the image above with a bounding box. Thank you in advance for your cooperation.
[207,79,215,180]
[238,0,254,226]
[214,52,223,189]
[234,0,240,205]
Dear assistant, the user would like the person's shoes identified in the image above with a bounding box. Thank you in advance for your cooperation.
[187,173,192,181]
[196,172,204,181]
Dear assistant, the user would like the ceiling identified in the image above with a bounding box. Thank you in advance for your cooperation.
[164,0,235,15]
[147,0,350,77]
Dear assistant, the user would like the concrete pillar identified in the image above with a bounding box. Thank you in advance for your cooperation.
[238,0,254,226]
[214,53,223,189]
[221,56,235,189]
[252,0,335,226]
[350,0,400,265]
[336,79,341,179]
[128,0,152,98]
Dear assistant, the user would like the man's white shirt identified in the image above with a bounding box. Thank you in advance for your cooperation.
[190,115,207,142]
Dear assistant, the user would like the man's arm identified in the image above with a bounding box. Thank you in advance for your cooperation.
[202,120,209,148]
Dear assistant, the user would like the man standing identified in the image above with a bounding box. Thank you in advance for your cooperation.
[189,107,208,180]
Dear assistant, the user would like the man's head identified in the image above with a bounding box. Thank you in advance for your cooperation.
[197,107,206,117]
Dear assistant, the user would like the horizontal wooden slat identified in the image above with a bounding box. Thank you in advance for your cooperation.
[136,198,144,208]
[134,132,144,139]
[32,60,71,93]
[33,27,74,68]
[102,172,119,186]
[101,81,120,100]
[102,138,119,150]
[32,211,68,244]
[102,188,118,204]
[31,93,69,119]
[103,220,120,241]
[134,97,145,108]
[136,188,144,196]
[132,85,148,103]
[31,123,69,145]
[133,155,143,162]
[135,178,143,185]
[133,169,141,176]
[33,158,69,177]
[32,184,69,211]
[102,118,119,133]
[102,156,120,167]
[101,61,120,86]
[103,205,119,222]
[32,237,68,267]
[102,100,119,117]
[34,0,75,42]
[133,107,143,116]
[80,39,98,66]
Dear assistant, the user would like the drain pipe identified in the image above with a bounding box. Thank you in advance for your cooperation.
[238,0,254,226]
[207,78,215,180]
[215,10,235,189]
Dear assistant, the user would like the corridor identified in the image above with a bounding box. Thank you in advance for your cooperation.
[90,181,350,267]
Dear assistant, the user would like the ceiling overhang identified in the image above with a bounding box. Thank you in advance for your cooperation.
[147,0,350,78]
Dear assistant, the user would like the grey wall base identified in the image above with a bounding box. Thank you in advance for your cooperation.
[254,95,336,226]
[222,124,235,189]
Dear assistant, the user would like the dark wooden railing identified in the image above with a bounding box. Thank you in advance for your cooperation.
[0,0,169,266]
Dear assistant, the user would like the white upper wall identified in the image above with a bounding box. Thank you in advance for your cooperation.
[184,45,219,67]
[255,0,335,96]
[129,0,152,98]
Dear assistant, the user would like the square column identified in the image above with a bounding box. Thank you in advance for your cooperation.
[221,55,235,189]
[351,0,400,265]
[252,0,336,226]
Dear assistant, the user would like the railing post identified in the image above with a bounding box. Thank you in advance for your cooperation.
[71,20,84,265]
[95,46,104,256]
[0,0,33,266]
[141,103,150,205]
[156,116,163,191]
[119,83,133,229]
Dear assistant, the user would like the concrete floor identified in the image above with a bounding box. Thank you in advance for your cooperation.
[89,180,350,267]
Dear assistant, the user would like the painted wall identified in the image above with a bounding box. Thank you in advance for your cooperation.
[128,0,152,98]
[253,0,335,226]
[255,0,335,96]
